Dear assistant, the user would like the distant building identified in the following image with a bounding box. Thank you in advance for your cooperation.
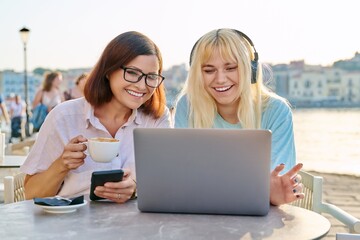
[288,69,327,103]
[272,53,360,107]
[162,64,188,107]
[0,70,42,102]
[341,71,360,103]
[2,53,360,109]
[272,64,290,98]
[0,68,93,105]
[333,52,360,71]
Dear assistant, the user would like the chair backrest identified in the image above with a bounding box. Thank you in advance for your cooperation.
[291,170,360,233]
[290,170,323,212]
[4,172,26,204]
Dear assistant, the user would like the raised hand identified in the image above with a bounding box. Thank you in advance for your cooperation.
[270,163,305,206]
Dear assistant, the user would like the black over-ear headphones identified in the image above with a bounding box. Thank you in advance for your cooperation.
[189,29,259,84]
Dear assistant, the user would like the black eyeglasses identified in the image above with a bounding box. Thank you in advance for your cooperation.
[120,66,165,88]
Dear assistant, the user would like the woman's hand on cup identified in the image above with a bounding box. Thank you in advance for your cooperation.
[94,168,136,204]
[58,135,88,171]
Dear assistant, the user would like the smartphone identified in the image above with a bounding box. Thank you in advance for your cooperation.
[90,169,124,201]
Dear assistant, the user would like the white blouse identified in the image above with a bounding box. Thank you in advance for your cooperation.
[21,97,172,197]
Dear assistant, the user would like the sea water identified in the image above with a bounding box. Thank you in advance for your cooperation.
[293,108,360,176]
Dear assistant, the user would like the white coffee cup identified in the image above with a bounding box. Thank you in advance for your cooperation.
[85,137,120,163]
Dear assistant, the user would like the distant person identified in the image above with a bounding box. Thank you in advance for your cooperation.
[31,71,64,132]
[0,94,10,126]
[174,28,304,206]
[64,73,89,100]
[32,71,64,112]
[9,94,26,142]
[20,31,170,203]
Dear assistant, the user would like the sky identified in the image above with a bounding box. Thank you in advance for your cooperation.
[1,0,359,72]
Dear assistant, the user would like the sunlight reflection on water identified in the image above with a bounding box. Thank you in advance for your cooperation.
[293,108,360,176]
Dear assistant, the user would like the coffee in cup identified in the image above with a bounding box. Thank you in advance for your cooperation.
[86,137,120,163]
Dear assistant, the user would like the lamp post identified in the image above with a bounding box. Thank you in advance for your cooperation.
[19,27,31,137]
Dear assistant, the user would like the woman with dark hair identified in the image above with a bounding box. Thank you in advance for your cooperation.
[21,31,170,203]
[63,73,89,100]
[32,71,64,112]
[31,71,64,132]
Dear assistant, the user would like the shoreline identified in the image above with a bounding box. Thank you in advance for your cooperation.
[307,169,360,178]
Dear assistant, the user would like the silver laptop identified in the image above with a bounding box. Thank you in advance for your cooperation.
[133,128,271,216]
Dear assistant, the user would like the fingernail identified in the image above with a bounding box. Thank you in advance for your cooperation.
[296,194,300,198]
[293,189,297,193]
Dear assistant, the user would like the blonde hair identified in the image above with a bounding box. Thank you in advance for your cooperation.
[178,28,283,129]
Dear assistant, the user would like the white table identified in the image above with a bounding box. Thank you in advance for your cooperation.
[0,155,27,168]
[0,197,331,240]
[0,155,27,181]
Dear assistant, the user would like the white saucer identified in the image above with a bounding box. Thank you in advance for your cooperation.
[37,200,87,214]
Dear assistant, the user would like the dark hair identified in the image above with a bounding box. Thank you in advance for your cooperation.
[75,73,89,85]
[42,71,61,91]
[84,31,166,118]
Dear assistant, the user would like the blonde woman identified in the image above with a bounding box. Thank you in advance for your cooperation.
[175,28,304,205]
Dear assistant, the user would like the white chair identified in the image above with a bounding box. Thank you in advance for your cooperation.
[291,171,360,233]
[4,172,26,204]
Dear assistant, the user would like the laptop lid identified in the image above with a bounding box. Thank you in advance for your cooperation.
[134,128,271,216]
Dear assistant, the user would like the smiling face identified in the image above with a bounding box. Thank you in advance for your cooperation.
[108,54,159,110]
[201,49,240,111]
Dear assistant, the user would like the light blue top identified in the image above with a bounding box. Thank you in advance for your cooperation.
[174,95,296,173]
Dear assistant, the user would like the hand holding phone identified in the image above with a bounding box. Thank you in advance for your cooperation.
[90,169,124,201]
